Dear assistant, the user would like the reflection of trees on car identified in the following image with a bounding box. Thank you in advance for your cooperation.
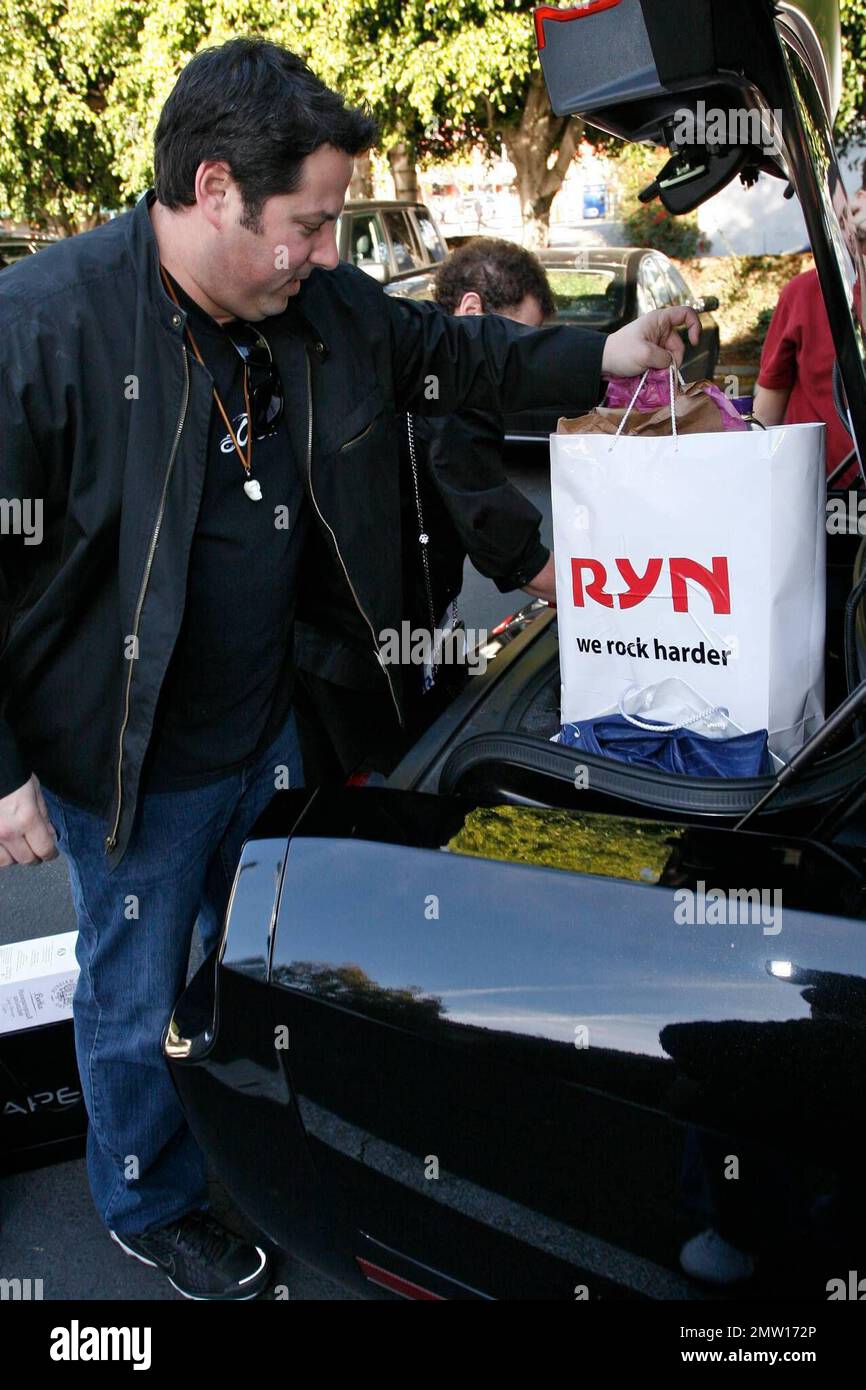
[272,960,445,1028]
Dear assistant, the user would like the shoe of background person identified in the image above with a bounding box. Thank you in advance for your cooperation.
[110,1210,270,1300]
[679,1228,756,1285]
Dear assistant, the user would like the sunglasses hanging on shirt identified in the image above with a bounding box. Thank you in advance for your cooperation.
[222,322,285,438]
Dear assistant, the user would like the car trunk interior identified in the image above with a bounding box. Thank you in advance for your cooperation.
[403,0,866,846]
[391,518,866,846]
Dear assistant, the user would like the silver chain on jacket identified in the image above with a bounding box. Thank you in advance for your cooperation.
[406,412,462,689]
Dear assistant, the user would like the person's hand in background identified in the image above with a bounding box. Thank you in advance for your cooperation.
[0,773,58,866]
[602,306,701,377]
[522,553,557,606]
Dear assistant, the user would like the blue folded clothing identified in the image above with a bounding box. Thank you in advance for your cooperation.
[559,714,772,778]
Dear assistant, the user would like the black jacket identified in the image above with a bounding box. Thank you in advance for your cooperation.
[295,407,549,692]
[0,190,604,869]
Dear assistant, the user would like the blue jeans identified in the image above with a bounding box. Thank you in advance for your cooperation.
[41,709,304,1236]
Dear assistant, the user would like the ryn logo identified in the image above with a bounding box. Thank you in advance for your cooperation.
[571,556,731,614]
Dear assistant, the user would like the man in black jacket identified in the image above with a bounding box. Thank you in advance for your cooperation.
[0,38,698,1298]
[295,237,562,780]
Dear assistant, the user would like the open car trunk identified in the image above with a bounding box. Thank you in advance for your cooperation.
[387,571,866,843]
[386,0,866,841]
[536,0,865,469]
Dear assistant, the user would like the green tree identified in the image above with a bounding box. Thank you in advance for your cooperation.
[2,0,581,242]
[340,1,583,244]
[102,0,286,202]
[0,0,144,232]
[837,0,866,153]
[109,1,583,244]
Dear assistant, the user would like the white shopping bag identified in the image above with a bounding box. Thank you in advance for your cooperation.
[550,379,826,762]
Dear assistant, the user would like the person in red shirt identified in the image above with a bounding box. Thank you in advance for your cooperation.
[851,158,866,243]
[754,266,859,484]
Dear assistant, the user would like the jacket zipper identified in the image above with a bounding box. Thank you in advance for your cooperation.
[339,416,376,452]
[105,346,191,852]
[303,352,402,727]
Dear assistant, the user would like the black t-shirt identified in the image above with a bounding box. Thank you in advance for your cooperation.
[141,274,308,791]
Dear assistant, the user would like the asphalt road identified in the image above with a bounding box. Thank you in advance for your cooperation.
[0,446,551,1302]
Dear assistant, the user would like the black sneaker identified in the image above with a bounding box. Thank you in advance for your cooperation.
[110,1210,270,1300]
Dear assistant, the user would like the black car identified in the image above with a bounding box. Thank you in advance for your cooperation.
[505,246,720,440]
[164,595,866,1301]
[159,0,866,1301]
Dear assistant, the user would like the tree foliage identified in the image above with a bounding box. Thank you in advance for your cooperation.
[3,1,866,236]
[0,0,144,230]
[837,0,866,153]
[1,0,579,241]
[342,2,580,242]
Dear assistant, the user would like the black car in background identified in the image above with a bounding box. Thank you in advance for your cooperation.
[340,214,720,446]
[505,246,720,440]
[160,0,866,1301]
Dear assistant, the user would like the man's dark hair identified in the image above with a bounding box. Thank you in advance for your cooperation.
[434,237,556,319]
[154,37,378,230]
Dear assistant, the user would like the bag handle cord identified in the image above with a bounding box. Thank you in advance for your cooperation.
[608,361,687,451]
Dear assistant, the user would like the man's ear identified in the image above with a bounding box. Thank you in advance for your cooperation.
[195,161,233,229]
[455,290,484,317]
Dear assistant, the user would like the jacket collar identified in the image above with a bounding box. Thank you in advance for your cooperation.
[127,189,188,337]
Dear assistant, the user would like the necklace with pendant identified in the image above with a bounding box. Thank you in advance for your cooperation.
[160,266,263,501]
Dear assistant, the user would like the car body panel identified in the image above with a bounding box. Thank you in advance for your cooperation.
[0,234,56,269]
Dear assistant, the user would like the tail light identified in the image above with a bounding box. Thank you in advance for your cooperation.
[534,0,623,50]
[356,1257,445,1299]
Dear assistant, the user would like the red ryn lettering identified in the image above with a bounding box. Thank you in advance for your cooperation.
[571,557,731,614]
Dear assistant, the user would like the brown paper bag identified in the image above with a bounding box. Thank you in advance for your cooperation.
[557,380,727,437]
